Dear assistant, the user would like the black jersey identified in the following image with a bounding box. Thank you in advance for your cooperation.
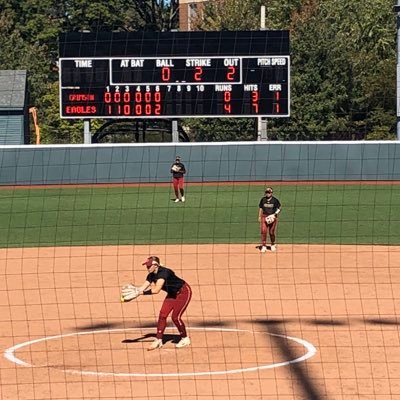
[171,162,186,178]
[259,196,281,215]
[146,266,185,296]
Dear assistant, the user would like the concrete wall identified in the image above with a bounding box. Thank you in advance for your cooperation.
[0,141,399,185]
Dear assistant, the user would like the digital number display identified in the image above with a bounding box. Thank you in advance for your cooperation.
[59,31,290,118]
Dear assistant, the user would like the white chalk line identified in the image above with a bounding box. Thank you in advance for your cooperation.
[4,327,317,377]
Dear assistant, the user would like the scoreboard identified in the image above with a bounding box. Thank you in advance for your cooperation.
[59,31,290,119]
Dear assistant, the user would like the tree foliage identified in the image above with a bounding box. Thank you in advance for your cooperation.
[185,118,257,142]
[270,0,396,140]
[193,0,265,31]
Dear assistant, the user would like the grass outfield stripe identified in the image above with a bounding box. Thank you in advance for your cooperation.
[0,184,399,247]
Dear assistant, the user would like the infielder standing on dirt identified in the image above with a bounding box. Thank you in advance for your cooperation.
[137,256,192,350]
[171,155,186,202]
[258,187,281,253]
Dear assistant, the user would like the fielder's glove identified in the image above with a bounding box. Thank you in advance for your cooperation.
[171,165,180,172]
[120,284,140,302]
[265,214,276,224]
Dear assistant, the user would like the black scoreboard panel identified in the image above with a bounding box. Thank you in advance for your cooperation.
[59,31,290,119]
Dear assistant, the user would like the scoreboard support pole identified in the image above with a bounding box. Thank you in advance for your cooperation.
[172,120,179,142]
[84,120,91,144]
[257,117,268,141]
[257,5,268,142]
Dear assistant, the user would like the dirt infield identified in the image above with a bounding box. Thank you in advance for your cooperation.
[1,244,400,399]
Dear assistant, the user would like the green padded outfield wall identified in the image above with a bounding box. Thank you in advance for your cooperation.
[0,141,399,185]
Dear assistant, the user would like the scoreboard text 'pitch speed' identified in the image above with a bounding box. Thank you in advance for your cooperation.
[59,31,290,119]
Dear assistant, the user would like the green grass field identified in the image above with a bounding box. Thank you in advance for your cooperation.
[0,184,399,247]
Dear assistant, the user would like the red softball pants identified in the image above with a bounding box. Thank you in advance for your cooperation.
[261,215,279,245]
[156,283,192,339]
[173,177,184,190]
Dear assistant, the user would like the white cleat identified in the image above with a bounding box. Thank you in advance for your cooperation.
[174,198,180,203]
[271,245,277,252]
[147,338,163,351]
[260,246,267,253]
[176,337,191,348]
[181,196,185,202]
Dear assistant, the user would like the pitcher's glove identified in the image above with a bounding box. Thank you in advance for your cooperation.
[265,214,276,224]
[120,284,140,302]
